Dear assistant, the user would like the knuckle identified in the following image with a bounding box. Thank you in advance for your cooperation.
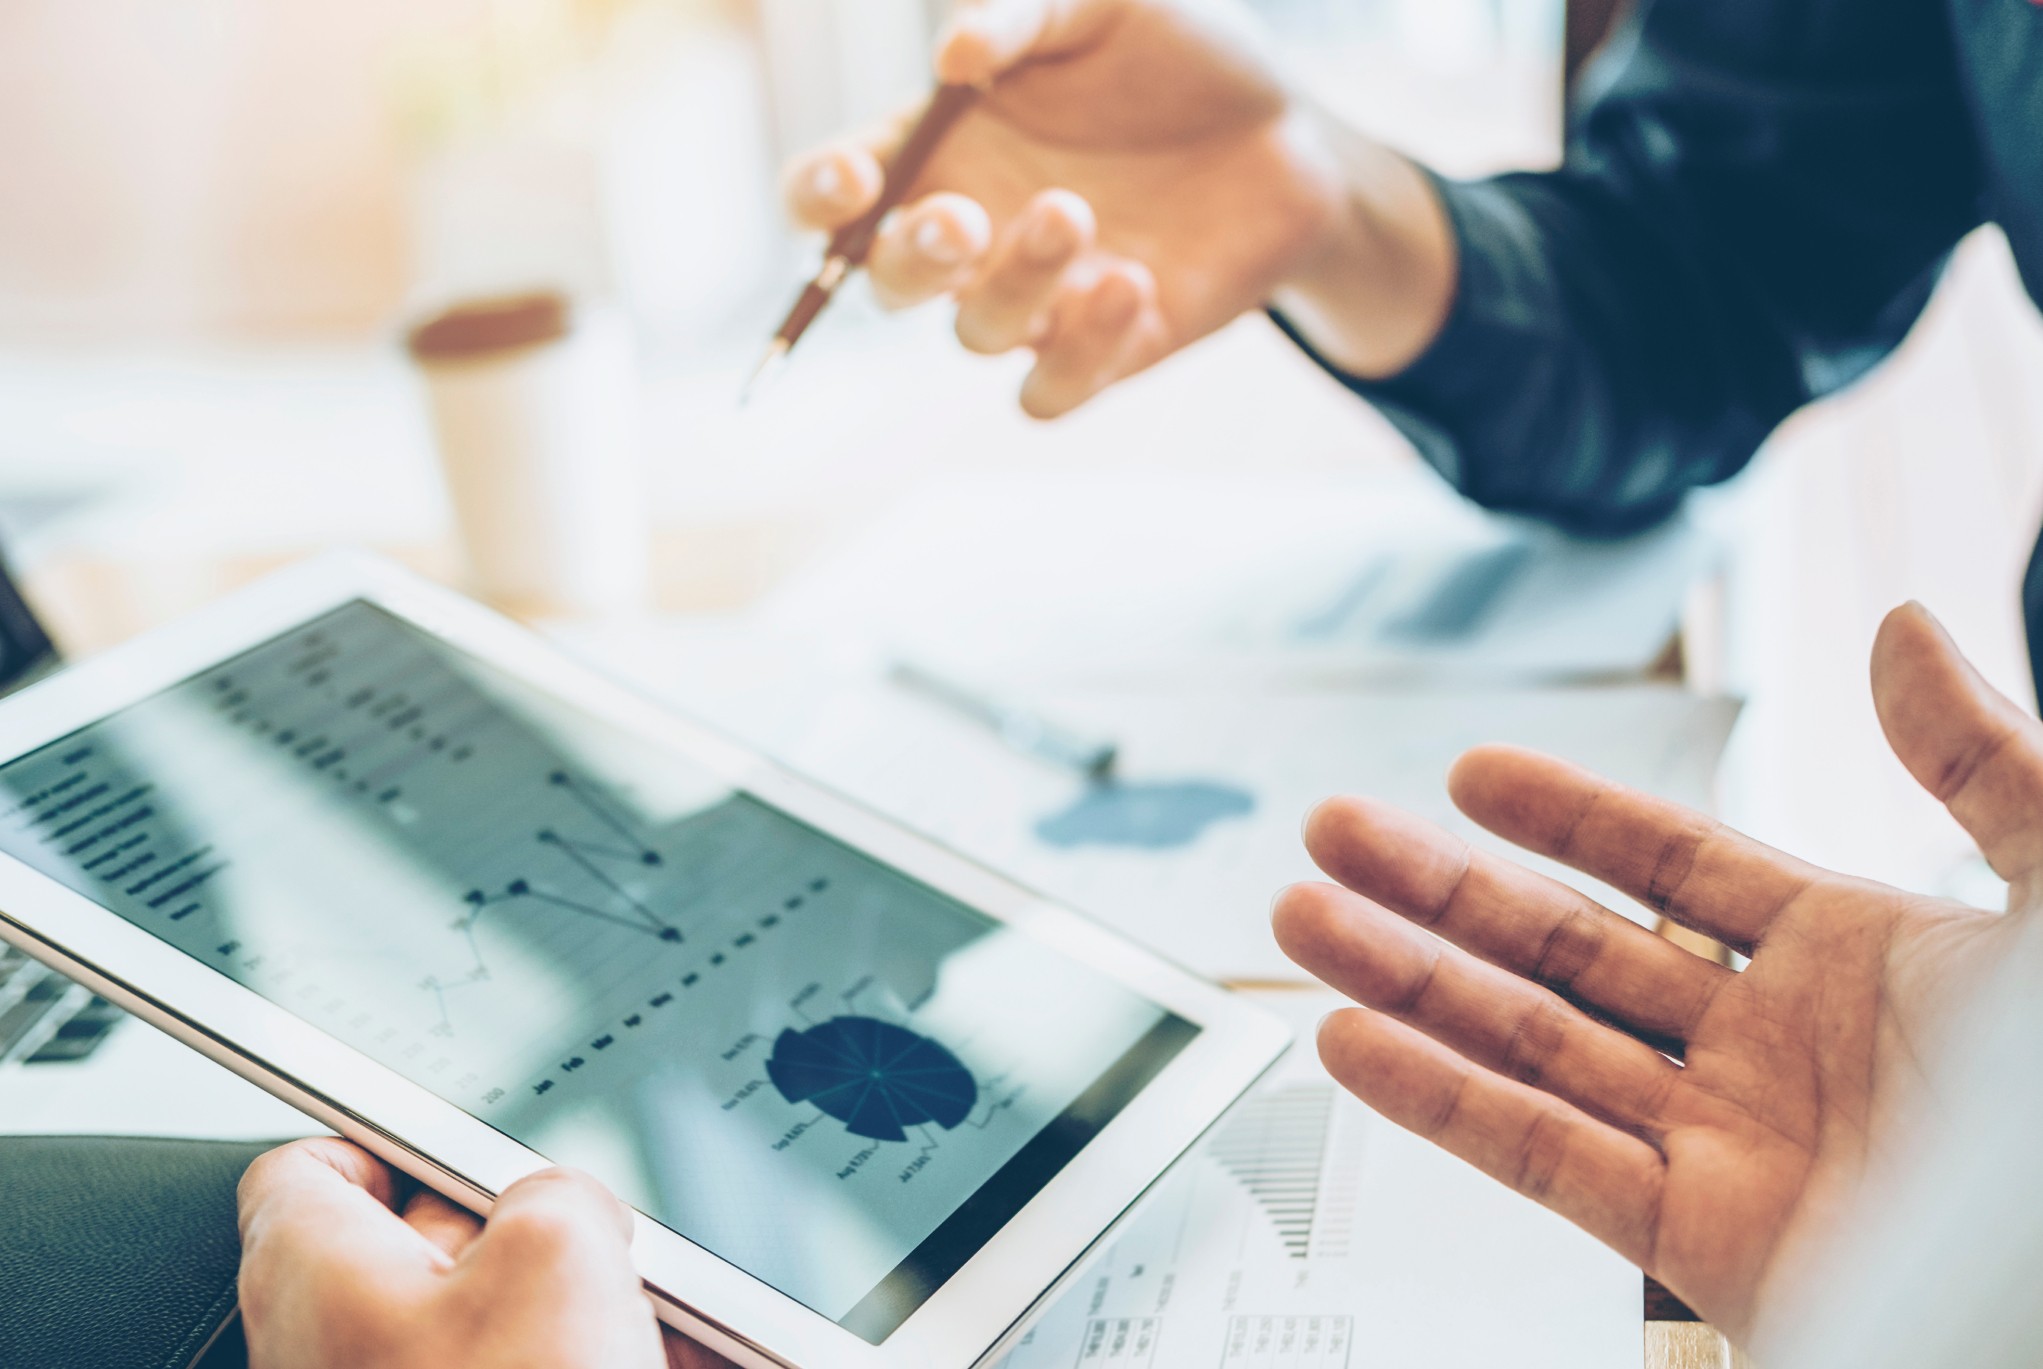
[1508,1108,1571,1200]
[1632,1058,1681,1121]
[1421,844,1475,928]
[1385,943,1443,1017]
[1423,1065,1472,1138]
[247,1135,359,1185]
[236,1147,291,1205]
[490,1203,587,1258]
[1935,716,2020,805]
[240,1136,322,1185]
[489,1171,618,1256]
[1528,905,1606,991]
[1499,998,1570,1088]
[1641,823,1709,913]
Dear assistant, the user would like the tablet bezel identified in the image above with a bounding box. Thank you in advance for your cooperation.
[0,553,1291,1369]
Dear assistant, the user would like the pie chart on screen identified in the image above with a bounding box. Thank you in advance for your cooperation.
[766,1016,977,1143]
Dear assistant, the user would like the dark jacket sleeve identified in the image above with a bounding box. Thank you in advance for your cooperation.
[1280,0,1987,535]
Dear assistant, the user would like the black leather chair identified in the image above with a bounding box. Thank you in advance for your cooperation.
[0,1136,275,1369]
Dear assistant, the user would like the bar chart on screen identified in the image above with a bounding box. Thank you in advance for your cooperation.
[0,596,1200,1329]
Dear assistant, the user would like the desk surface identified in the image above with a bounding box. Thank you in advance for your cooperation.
[2,230,2040,1369]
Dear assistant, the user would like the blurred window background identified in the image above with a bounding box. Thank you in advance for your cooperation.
[4,0,2037,911]
[0,0,1559,354]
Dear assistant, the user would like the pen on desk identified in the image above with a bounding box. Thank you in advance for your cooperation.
[743,83,983,403]
[889,660,1120,784]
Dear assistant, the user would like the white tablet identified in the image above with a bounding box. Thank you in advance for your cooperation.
[0,554,1289,1369]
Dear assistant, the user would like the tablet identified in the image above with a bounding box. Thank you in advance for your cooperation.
[0,555,1289,1369]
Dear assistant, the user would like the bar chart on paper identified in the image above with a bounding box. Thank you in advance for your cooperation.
[1070,1310,1355,1367]
[993,993,1640,1369]
[996,1065,1366,1369]
[1206,1083,1347,1261]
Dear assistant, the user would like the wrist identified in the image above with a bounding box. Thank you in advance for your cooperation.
[1269,108,1457,380]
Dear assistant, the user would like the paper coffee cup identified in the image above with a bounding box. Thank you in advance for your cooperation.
[408,292,650,618]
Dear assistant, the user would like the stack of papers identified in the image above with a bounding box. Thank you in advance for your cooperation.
[572,624,1738,983]
[745,469,1721,688]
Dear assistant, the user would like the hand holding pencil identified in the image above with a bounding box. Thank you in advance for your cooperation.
[749,82,983,400]
[771,0,1450,417]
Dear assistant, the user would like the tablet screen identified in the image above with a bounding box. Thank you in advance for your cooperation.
[0,602,1195,1342]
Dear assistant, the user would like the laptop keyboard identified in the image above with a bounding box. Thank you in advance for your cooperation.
[0,948,121,1065]
[0,641,115,1066]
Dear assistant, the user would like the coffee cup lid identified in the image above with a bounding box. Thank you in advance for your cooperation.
[406,291,570,361]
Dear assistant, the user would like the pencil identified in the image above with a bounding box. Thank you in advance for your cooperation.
[743,83,983,402]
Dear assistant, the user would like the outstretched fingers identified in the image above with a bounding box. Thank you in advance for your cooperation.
[1020,260,1168,418]
[1317,1008,1665,1268]
[1275,881,1683,1137]
[1873,601,2043,888]
[955,190,1096,355]
[1302,795,1731,1043]
[1447,747,1820,955]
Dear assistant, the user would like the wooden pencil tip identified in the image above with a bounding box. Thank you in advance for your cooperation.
[739,340,790,407]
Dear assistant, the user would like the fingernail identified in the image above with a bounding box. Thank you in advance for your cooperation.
[808,160,842,201]
[915,217,964,265]
[937,13,1013,85]
[1024,209,1075,264]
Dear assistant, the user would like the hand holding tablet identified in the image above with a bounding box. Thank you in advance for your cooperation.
[0,555,1286,1369]
[236,1137,695,1369]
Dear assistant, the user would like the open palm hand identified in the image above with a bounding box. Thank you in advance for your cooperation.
[1274,604,2039,1342]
